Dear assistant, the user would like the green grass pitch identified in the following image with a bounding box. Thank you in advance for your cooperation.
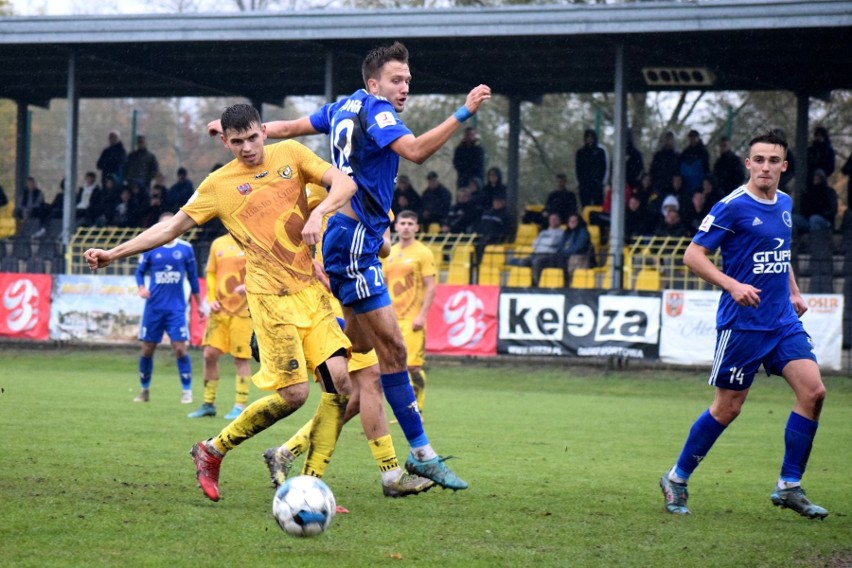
[1,347,850,567]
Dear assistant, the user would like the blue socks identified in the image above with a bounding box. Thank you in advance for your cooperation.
[381,370,428,448]
[177,354,192,390]
[139,356,153,389]
[780,412,818,483]
[674,409,727,481]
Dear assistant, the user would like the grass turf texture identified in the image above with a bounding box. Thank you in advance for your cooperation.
[1,347,850,567]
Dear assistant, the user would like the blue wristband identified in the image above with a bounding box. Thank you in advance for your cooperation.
[453,105,473,123]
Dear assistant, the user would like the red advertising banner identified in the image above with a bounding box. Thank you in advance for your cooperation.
[426,285,499,357]
[0,273,52,341]
[189,279,208,347]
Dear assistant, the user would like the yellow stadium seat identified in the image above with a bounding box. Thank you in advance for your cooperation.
[539,268,564,288]
[587,224,601,249]
[506,266,532,287]
[450,244,476,266]
[481,244,508,270]
[514,223,539,246]
[571,268,596,289]
[635,268,661,291]
[445,264,471,285]
[581,205,603,225]
[477,265,502,286]
[427,223,442,234]
[428,243,445,271]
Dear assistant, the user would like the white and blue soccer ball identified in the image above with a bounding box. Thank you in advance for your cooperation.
[272,475,336,537]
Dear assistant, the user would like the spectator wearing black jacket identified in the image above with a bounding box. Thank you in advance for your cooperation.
[712,136,746,196]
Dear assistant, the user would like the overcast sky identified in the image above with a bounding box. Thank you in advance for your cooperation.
[11,0,154,15]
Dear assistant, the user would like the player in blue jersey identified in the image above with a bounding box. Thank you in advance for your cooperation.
[208,42,490,491]
[133,212,203,404]
[660,130,828,519]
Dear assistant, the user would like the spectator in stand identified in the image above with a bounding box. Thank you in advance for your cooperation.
[139,185,167,229]
[452,127,485,189]
[443,187,477,234]
[663,172,689,212]
[633,171,653,206]
[75,171,103,227]
[112,186,139,228]
[699,175,724,209]
[589,182,632,243]
[793,169,837,234]
[420,171,452,228]
[624,193,654,243]
[124,135,160,191]
[541,173,578,229]
[44,178,66,222]
[650,131,680,195]
[96,174,121,226]
[653,195,691,238]
[482,166,507,204]
[807,126,836,179]
[473,193,512,264]
[507,211,565,286]
[712,136,746,196]
[681,190,711,236]
[391,174,422,220]
[575,128,608,207]
[127,178,149,222]
[465,176,488,216]
[96,130,127,187]
[679,129,710,195]
[625,128,645,191]
[14,176,44,224]
[165,167,194,213]
[529,212,593,287]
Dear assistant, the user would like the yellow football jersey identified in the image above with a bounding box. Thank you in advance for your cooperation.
[205,233,249,317]
[383,240,436,320]
[182,141,331,296]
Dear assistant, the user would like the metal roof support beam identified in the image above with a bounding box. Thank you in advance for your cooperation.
[609,43,627,291]
[63,50,79,246]
[15,102,28,204]
[507,95,521,224]
[794,94,809,205]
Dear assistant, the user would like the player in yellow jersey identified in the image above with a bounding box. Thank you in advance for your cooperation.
[187,231,254,421]
[383,210,437,412]
[84,104,357,502]
[263,186,434,498]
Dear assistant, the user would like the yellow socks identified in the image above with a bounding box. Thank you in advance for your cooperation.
[235,374,250,406]
[203,379,220,405]
[284,419,314,459]
[302,392,349,478]
[368,434,400,473]
[213,393,295,454]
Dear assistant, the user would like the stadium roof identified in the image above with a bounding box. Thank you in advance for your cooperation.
[1,0,851,106]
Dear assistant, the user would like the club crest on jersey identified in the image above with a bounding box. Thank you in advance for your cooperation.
[278,165,293,179]
[782,211,792,227]
[375,111,396,128]
[698,214,714,232]
[237,183,252,195]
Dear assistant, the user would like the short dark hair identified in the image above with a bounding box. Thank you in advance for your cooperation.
[362,42,409,87]
[221,103,261,134]
[748,129,788,152]
[397,209,419,222]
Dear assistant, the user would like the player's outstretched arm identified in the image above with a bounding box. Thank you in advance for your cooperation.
[684,242,761,308]
[84,212,197,270]
[390,84,491,165]
[302,167,358,246]
[263,117,319,140]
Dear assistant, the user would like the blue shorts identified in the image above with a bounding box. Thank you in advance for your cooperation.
[322,214,391,313]
[139,306,189,343]
[708,320,817,391]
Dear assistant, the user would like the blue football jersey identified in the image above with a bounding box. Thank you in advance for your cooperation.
[310,89,412,238]
[693,186,799,331]
[135,239,200,312]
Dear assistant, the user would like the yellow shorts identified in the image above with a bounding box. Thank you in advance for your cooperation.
[202,312,253,359]
[247,281,351,392]
[399,319,426,368]
[349,349,378,373]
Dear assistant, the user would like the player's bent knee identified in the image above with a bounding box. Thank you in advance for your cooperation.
[277,382,309,408]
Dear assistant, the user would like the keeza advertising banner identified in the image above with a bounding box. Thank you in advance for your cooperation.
[0,273,52,341]
[659,290,843,371]
[426,285,499,357]
[497,289,661,360]
[49,275,145,343]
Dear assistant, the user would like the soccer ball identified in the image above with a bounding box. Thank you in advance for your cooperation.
[272,475,336,537]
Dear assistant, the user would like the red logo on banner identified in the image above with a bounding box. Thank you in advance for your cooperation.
[665,291,684,317]
[0,273,51,340]
[426,285,498,357]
